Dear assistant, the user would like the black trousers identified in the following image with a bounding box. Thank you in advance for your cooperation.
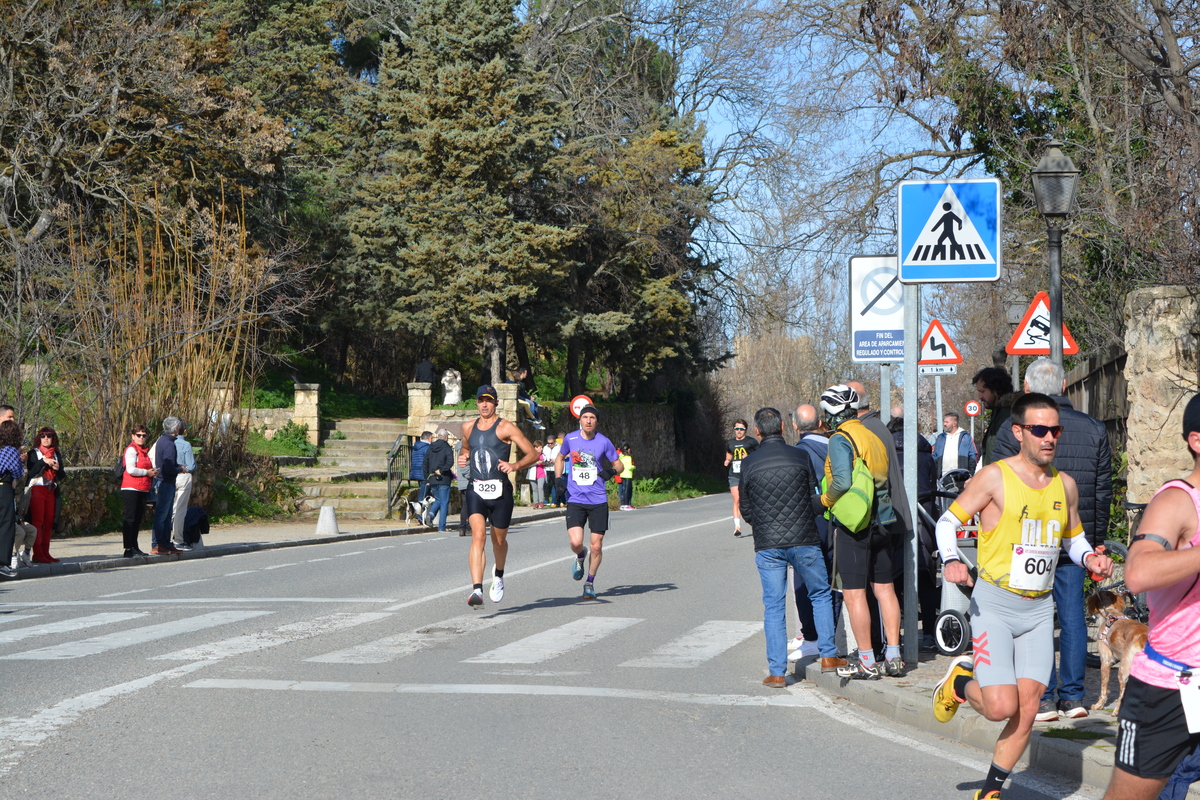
[122,490,148,551]
[0,481,14,565]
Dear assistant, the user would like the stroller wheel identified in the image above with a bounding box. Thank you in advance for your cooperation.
[935,609,971,656]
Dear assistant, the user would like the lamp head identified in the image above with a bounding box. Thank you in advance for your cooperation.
[1030,139,1080,221]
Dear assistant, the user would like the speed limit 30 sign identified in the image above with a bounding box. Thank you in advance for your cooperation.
[964,400,982,417]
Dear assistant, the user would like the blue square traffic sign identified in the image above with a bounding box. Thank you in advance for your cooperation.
[898,178,1002,283]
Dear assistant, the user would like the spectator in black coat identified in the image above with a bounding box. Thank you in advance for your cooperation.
[993,356,1112,721]
[889,416,940,649]
[424,430,456,531]
[739,407,845,686]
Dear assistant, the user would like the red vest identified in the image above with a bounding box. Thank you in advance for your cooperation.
[120,443,153,492]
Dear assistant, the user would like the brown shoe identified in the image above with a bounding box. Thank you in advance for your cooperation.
[762,675,787,688]
[150,546,171,555]
[821,657,849,673]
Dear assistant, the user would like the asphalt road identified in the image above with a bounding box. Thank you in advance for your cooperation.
[0,495,1101,799]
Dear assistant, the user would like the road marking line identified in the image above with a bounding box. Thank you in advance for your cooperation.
[306,558,333,563]
[307,614,514,664]
[0,613,148,645]
[0,597,397,607]
[0,610,272,660]
[0,661,213,776]
[334,551,365,558]
[223,571,257,576]
[262,563,296,570]
[383,517,727,612]
[97,588,155,597]
[163,579,212,587]
[463,617,641,664]
[0,615,40,626]
[153,612,393,661]
[184,679,811,707]
[620,621,761,668]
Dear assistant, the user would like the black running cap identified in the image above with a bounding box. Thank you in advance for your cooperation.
[1184,394,1200,438]
[476,385,498,402]
[578,404,599,419]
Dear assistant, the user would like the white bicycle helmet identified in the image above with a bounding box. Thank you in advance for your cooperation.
[820,384,860,417]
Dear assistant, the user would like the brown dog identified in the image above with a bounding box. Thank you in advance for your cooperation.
[1088,589,1149,715]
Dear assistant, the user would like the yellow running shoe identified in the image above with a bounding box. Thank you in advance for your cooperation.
[972,791,1001,799]
[933,655,974,723]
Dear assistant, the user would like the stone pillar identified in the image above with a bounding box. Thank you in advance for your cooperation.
[1124,287,1200,503]
[293,383,320,445]
[408,382,432,436]
[496,383,521,489]
[210,381,237,413]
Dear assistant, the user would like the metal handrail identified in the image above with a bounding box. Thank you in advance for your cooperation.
[386,433,413,519]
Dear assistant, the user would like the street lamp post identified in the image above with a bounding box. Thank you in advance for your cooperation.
[1030,140,1080,368]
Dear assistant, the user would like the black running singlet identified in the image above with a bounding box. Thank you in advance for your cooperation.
[727,437,758,478]
[468,419,510,481]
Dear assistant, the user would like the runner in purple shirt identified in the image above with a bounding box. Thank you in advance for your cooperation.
[555,405,622,600]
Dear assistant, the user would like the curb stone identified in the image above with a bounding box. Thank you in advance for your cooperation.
[3,508,567,581]
[800,658,1120,791]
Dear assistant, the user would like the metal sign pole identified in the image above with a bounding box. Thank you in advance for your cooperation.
[935,375,943,429]
[880,364,891,423]
[902,283,920,667]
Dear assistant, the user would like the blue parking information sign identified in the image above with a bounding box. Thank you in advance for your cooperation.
[898,178,1002,283]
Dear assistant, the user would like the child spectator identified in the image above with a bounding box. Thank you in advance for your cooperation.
[617,442,635,510]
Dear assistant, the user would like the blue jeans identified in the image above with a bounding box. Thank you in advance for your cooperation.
[756,546,837,676]
[151,481,176,549]
[619,478,633,506]
[427,484,451,531]
[1043,561,1087,704]
[794,545,841,643]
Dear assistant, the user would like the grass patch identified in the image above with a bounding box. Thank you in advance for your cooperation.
[245,422,318,458]
[602,469,725,509]
[1039,727,1113,741]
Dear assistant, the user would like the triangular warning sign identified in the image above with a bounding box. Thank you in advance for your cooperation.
[902,186,995,266]
[919,319,964,364]
[1005,292,1080,355]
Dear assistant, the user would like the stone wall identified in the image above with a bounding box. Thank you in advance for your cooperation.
[51,466,218,537]
[535,403,683,476]
[1123,286,1200,503]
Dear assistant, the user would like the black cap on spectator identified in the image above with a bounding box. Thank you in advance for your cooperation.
[1184,394,1200,439]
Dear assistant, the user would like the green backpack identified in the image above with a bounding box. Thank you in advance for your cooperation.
[824,431,875,533]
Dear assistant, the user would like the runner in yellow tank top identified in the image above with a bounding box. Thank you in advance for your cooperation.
[976,460,1068,597]
[927,393,1114,800]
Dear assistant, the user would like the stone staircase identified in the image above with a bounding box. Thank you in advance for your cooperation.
[294,418,409,520]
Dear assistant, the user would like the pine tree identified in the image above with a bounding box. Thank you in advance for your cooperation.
[340,0,574,383]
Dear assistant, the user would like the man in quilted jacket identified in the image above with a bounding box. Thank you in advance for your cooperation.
[739,407,846,687]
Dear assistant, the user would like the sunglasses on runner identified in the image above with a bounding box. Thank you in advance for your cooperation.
[1018,424,1063,439]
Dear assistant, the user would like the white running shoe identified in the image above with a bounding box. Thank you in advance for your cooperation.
[490,571,504,603]
[787,637,804,651]
[467,589,484,607]
[788,640,820,662]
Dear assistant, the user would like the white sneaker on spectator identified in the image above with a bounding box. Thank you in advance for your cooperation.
[788,640,820,661]
[787,637,805,651]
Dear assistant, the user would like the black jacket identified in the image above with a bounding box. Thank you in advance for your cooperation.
[992,395,1112,547]
[739,434,822,552]
[424,440,456,486]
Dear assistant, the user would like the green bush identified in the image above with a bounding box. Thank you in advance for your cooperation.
[247,386,293,409]
[245,422,318,458]
[328,430,347,440]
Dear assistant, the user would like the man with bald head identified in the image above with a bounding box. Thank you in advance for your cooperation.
[789,403,841,664]
[846,380,912,665]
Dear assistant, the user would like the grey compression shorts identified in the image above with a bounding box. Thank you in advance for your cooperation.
[967,578,1055,688]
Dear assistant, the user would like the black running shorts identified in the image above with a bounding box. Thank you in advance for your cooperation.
[833,520,894,591]
[464,479,515,529]
[565,502,609,535]
[1114,675,1200,779]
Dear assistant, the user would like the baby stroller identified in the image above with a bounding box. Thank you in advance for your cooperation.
[915,469,977,656]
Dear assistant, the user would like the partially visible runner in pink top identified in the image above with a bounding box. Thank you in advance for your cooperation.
[1129,478,1200,690]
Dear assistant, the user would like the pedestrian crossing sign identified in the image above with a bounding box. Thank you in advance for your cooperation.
[898,178,1002,283]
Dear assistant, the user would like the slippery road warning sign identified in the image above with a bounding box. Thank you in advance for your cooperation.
[1005,292,1080,355]
[898,179,1002,283]
[919,319,963,365]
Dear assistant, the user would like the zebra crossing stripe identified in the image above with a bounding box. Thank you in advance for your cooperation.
[619,621,761,668]
[308,614,514,664]
[0,613,148,645]
[184,679,812,708]
[152,612,392,661]
[463,617,641,664]
[0,615,40,627]
[0,611,272,660]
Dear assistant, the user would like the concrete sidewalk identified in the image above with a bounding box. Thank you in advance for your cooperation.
[797,649,1144,795]
[6,504,566,581]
